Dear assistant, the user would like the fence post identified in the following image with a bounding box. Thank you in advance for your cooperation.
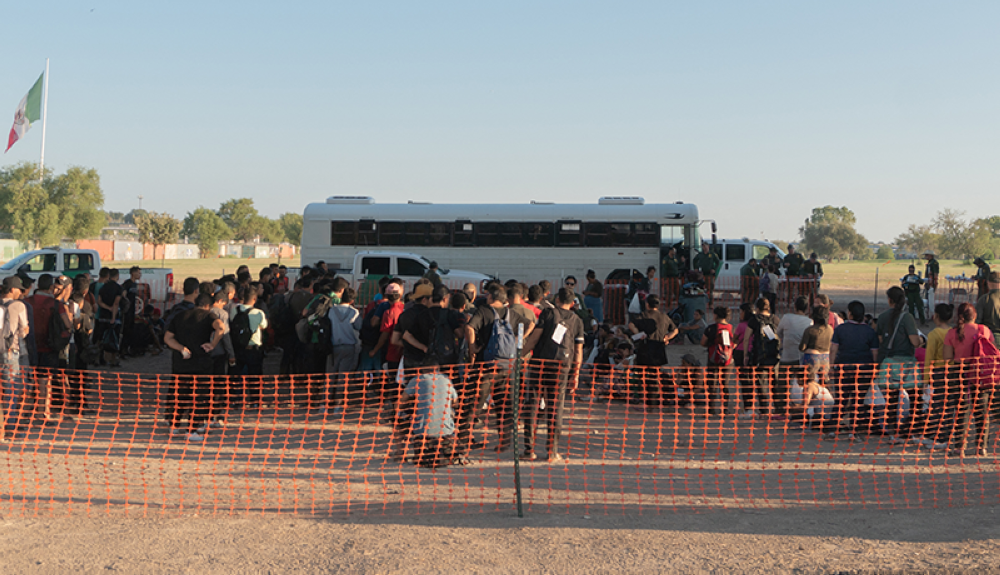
[512,325,525,518]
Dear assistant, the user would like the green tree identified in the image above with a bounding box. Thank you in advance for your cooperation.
[278,212,303,245]
[124,209,149,225]
[217,198,260,241]
[876,244,895,260]
[106,211,126,224]
[798,206,870,259]
[183,207,230,258]
[0,162,105,247]
[248,215,284,243]
[136,212,182,266]
[894,224,940,257]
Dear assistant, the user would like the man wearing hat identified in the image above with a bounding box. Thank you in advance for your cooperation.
[1,276,31,439]
[976,271,1000,344]
[423,262,443,289]
[923,250,939,312]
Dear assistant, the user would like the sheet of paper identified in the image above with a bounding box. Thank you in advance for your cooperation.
[551,323,567,345]
[631,332,646,341]
[762,325,777,340]
[721,330,731,347]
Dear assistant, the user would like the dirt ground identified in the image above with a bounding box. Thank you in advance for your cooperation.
[4,338,1000,573]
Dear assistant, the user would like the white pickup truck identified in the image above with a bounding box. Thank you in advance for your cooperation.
[308,251,492,291]
[0,247,175,304]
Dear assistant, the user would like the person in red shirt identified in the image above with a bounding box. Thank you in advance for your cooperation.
[25,273,73,421]
[375,282,405,369]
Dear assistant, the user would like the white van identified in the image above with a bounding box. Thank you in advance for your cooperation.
[714,239,787,278]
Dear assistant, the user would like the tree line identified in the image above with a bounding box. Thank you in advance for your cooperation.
[0,162,303,257]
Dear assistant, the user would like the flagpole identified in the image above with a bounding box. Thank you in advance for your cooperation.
[39,58,50,181]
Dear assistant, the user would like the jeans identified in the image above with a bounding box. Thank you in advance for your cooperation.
[523,359,570,458]
[2,352,26,432]
[584,295,604,324]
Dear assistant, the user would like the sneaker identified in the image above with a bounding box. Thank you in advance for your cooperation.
[195,425,208,434]
[170,427,184,436]
[209,421,224,429]
[824,431,837,440]
[187,432,204,441]
[889,435,907,445]
[927,441,949,451]
[739,410,756,420]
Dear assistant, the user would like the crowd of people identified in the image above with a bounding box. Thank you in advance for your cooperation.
[4,251,1000,464]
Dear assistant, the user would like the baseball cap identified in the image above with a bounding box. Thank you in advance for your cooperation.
[412,284,434,299]
[3,276,24,290]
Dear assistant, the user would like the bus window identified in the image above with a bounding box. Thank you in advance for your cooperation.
[661,225,684,246]
[634,223,658,247]
[475,222,502,246]
[725,244,746,262]
[557,222,582,246]
[331,221,356,245]
[379,222,404,245]
[523,222,553,246]
[397,257,426,277]
[358,220,377,246]
[64,253,95,271]
[402,222,428,246]
[361,257,390,276]
[454,221,473,246]
[584,222,612,247]
[752,244,771,261]
[499,223,523,246]
[428,222,451,246]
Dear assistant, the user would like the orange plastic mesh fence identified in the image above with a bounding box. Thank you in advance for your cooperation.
[2,358,999,517]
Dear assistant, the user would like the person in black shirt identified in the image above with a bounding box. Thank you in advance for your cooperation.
[97,268,124,367]
[163,293,225,441]
[120,266,142,357]
[395,284,433,368]
[522,288,585,462]
[403,286,466,367]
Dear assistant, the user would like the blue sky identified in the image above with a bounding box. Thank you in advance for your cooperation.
[2,1,998,243]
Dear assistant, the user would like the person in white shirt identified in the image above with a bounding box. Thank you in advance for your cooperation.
[2,276,32,439]
[774,297,812,420]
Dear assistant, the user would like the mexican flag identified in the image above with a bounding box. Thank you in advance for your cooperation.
[6,72,44,153]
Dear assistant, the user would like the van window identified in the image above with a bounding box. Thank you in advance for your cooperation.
[397,258,426,277]
[725,244,746,262]
[64,253,95,271]
[752,245,772,261]
[24,253,57,272]
[360,257,390,276]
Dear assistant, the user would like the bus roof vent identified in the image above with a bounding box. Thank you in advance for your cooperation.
[598,196,645,205]
[326,196,375,205]
[407,200,432,205]
[530,200,554,205]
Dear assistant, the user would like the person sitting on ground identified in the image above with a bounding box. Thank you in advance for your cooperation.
[677,309,708,345]
[390,363,459,467]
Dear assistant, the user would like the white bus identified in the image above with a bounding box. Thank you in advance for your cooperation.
[301,196,707,285]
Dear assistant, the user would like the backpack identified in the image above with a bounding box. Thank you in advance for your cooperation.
[47,300,72,352]
[708,323,734,366]
[484,308,517,361]
[230,306,255,349]
[269,292,296,336]
[423,308,457,366]
[0,301,12,356]
[296,294,335,349]
[759,273,771,294]
[359,304,383,348]
[752,313,780,365]
[971,331,1000,390]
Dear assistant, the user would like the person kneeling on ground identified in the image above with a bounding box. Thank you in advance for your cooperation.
[389,363,460,468]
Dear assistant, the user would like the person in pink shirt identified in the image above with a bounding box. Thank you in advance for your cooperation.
[943,302,998,457]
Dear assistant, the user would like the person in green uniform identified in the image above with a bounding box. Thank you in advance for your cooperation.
[661,247,680,278]
[783,244,805,277]
[900,264,925,324]
[693,242,721,304]
[975,257,991,299]
[923,250,940,311]
[762,247,783,277]
[802,252,824,290]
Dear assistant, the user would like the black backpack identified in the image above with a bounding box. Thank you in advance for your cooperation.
[360,305,382,348]
[423,308,457,366]
[230,307,255,349]
[269,293,295,335]
[47,300,71,352]
[752,313,781,365]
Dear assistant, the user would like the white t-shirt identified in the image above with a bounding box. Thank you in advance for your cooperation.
[777,313,812,363]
